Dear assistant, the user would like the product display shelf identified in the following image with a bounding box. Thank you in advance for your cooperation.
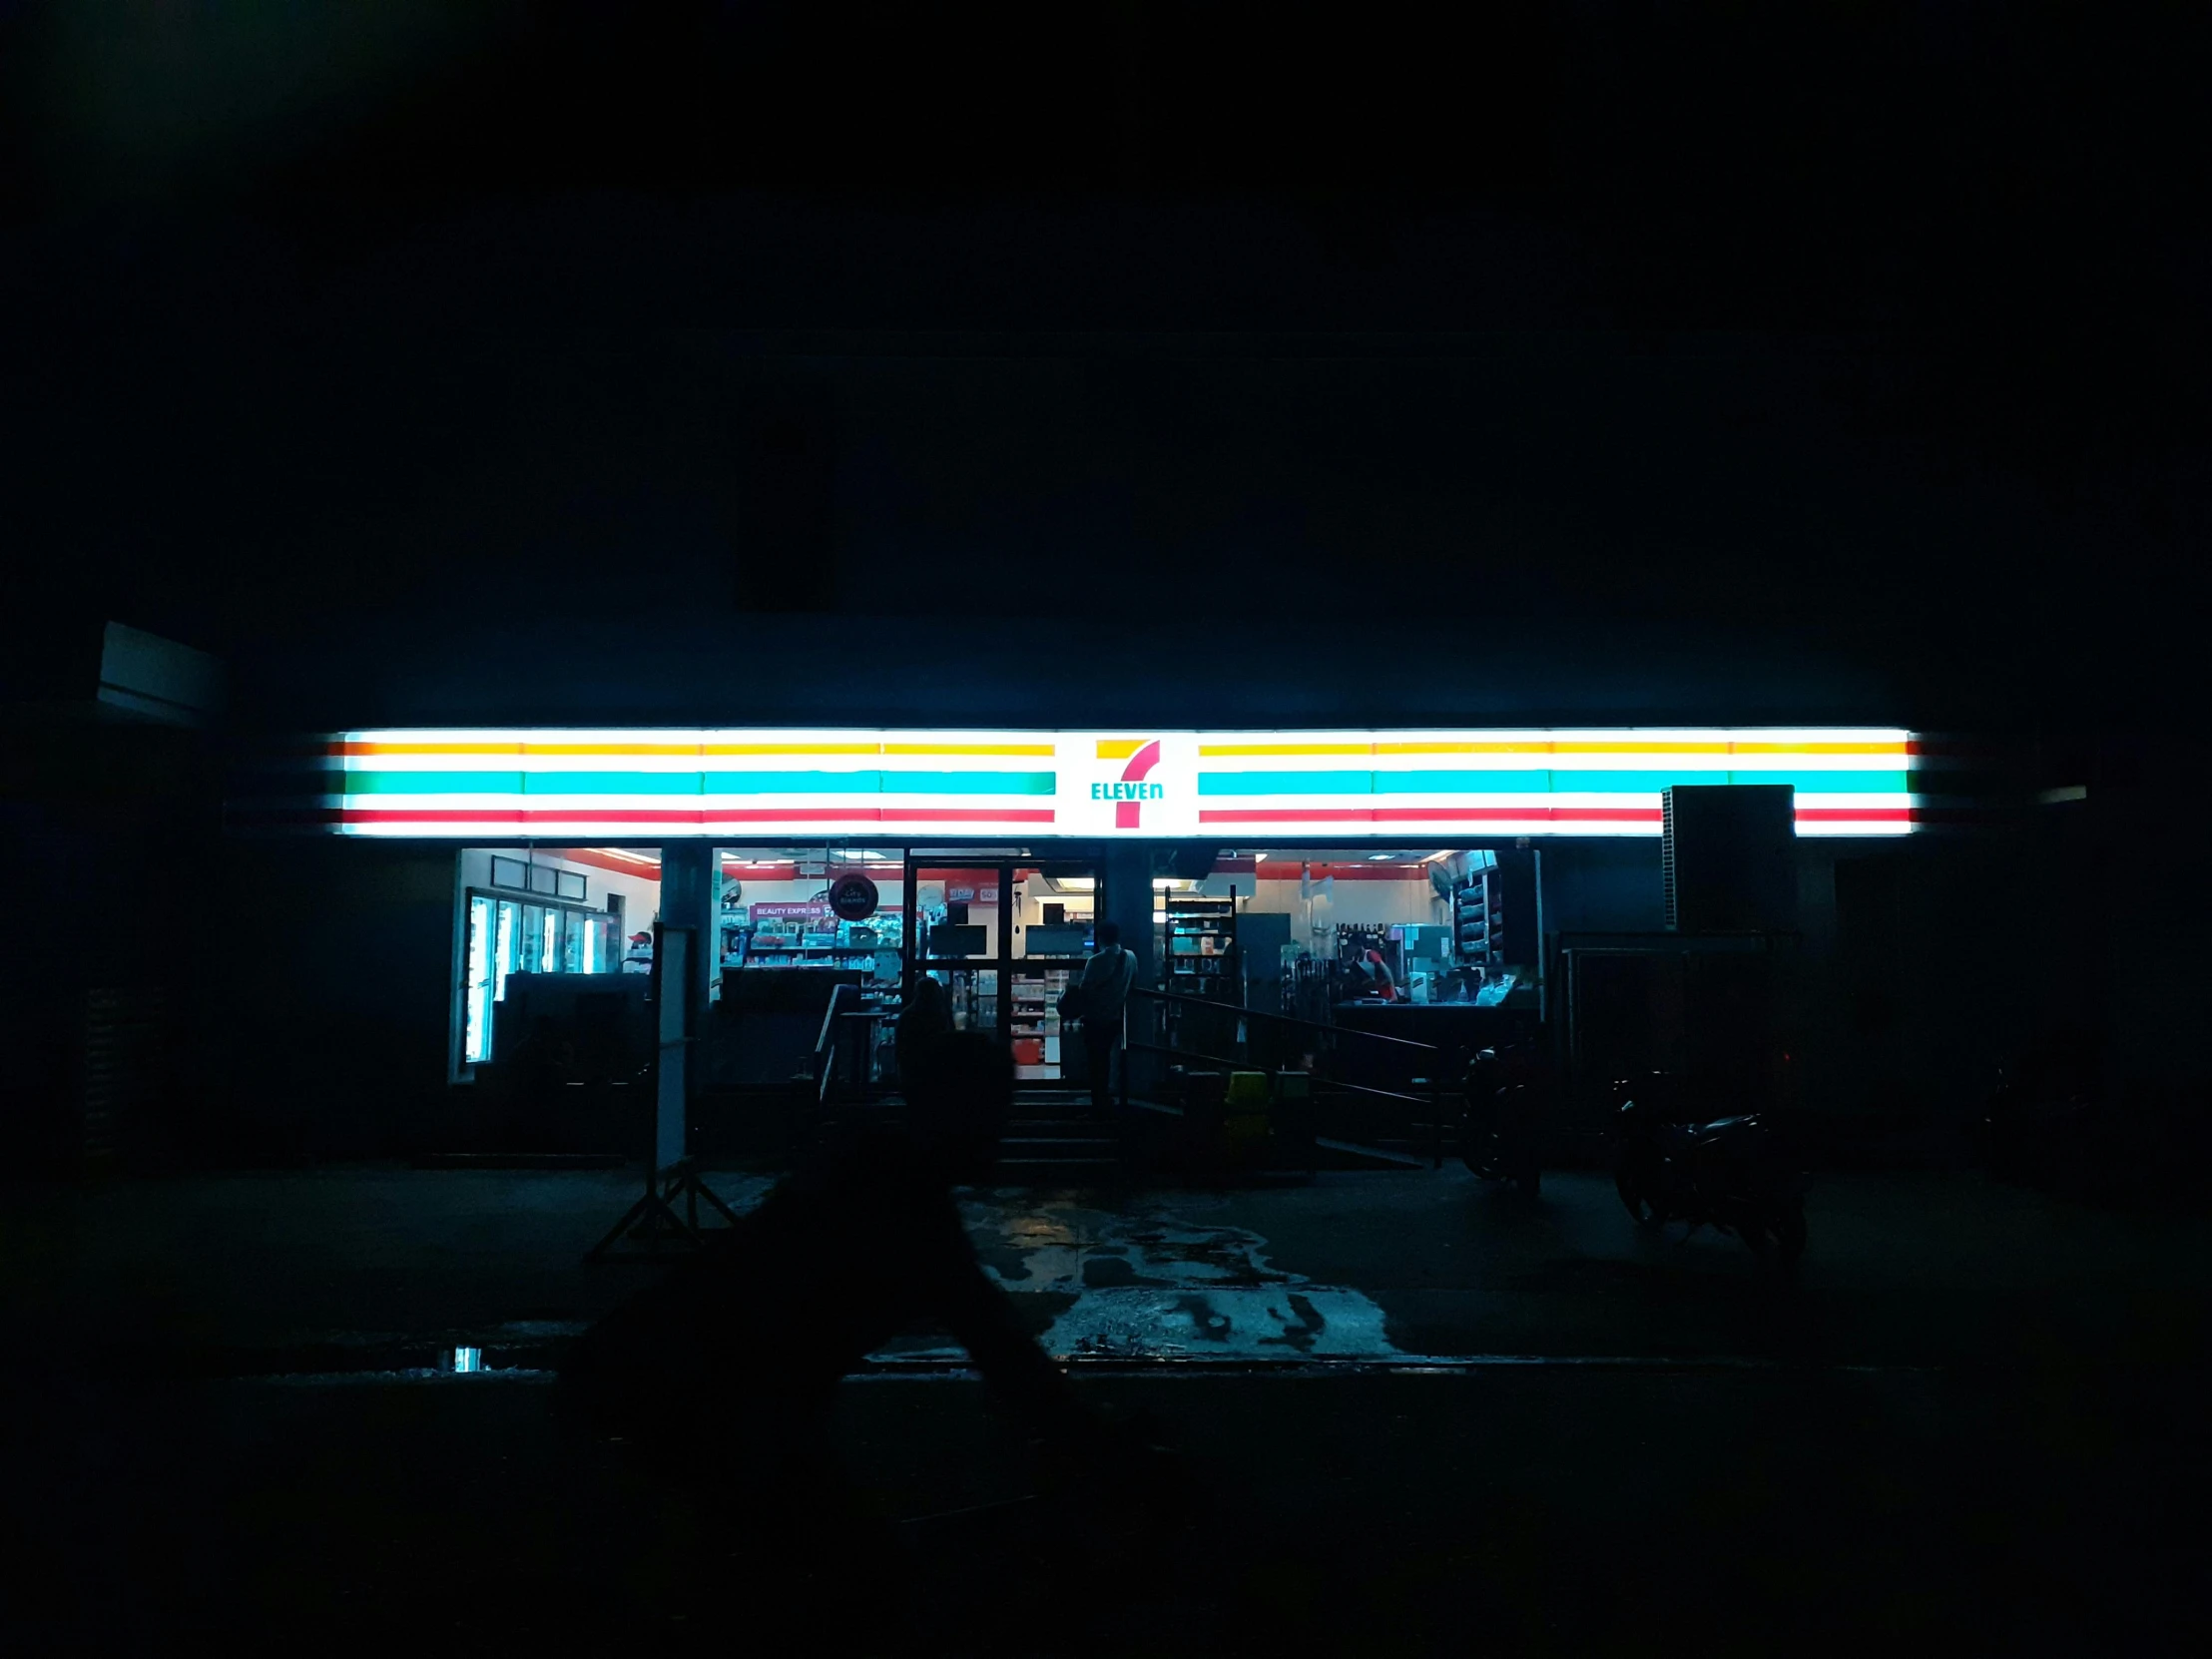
[1164,892,1240,1002]
[1453,868,1502,967]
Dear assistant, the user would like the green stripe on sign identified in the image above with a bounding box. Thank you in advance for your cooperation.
[700,770,1054,796]
[1371,770,1557,794]
[1198,771,1376,796]
[1726,771,1911,792]
[1369,769,1915,795]
[1553,770,1733,792]
[520,771,704,795]
[343,771,525,795]
[345,769,1065,797]
[700,771,885,794]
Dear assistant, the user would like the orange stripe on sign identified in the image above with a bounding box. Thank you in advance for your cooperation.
[336,742,524,758]
[1728,742,1914,757]
[1198,743,1376,758]
[1095,740,1147,761]
[881,743,1057,757]
[1374,742,1558,757]
[520,743,703,758]
[700,743,883,757]
[1548,742,1734,756]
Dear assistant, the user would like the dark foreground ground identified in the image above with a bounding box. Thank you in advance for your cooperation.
[4,1165,2208,1651]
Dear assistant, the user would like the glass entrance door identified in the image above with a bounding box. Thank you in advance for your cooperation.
[909,861,1005,1052]
[1009,861,1097,1083]
[906,857,1100,1085]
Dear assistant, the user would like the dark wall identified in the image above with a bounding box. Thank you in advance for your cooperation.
[1541,841,1667,935]
[1828,820,2095,1128]
[1,714,222,1172]
[200,839,457,1162]
[2086,735,2210,1095]
[227,605,1908,739]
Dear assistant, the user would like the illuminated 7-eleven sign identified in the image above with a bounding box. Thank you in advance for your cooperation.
[1090,738,1164,829]
[306,728,1925,838]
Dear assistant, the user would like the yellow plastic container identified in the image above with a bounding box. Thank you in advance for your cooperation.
[1225,1071,1272,1150]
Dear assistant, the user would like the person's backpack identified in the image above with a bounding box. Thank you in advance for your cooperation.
[1060,944,1128,1021]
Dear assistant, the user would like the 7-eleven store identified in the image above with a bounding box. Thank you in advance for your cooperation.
[260,726,1929,1159]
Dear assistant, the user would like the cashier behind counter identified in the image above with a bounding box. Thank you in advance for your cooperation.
[1344,949,1399,1003]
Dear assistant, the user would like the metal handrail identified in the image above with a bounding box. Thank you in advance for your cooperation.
[1130,1042,1429,1108]
[1126,1039,1253,1074]
[1129,987,1448,1167]
[815,984,885,1105]
[1130,984,1442,1054]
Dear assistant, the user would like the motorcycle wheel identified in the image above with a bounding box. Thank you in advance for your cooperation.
[1614,1168,1659,1224]
[1774,1204,1807,1271]
[1458,1128,1490,1179]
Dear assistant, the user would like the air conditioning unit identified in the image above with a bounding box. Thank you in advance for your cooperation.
[1662,785,1797,932]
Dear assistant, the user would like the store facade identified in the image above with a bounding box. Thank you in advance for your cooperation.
[228,724,1942,1154]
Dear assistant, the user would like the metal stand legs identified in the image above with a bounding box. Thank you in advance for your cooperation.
[585,1156,743,1263]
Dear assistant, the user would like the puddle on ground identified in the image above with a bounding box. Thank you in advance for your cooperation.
[881,1196,1409,1363]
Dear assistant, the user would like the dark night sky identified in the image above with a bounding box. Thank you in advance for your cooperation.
[3,3,2206,730]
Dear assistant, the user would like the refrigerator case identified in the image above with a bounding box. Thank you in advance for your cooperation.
[462,895,622,1068]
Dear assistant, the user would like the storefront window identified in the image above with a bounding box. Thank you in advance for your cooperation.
[455,847,645,1074]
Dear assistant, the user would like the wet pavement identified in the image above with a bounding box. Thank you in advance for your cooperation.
[4,1164,2208,1648]
[7,1164,2204,1373]
[9,1350,2206,1650]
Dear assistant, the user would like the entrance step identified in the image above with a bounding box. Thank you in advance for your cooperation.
[996,1157,1121,1169]
[1315,1136,1431,1171]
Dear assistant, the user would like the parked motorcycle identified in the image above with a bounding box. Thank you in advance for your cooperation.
[1610,1073,1808,1274]
[1980,1062,2102,1188]
[1460,1043,1546,1196]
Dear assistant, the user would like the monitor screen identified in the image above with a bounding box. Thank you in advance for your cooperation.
[927,923,988,957]
[1024,922,1090,956]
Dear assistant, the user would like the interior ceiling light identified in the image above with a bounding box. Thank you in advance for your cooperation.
[1369,853,1394,860]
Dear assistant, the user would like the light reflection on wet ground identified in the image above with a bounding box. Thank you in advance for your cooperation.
[254,1192,1407,1377]
[879,1192,1404,1363]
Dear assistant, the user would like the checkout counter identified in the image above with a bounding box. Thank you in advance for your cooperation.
[1332,921,1541,1076]
[1332,997,1537,1072]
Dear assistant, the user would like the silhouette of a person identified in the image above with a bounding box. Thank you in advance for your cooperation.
[555,1031,1130,1621]
[1077,919,1138,1114]
[895,968,955,1083]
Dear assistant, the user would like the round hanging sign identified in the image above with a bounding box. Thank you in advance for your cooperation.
[828,872,879,921]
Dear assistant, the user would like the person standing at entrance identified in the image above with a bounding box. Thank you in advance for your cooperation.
[1078,920,1138,1113]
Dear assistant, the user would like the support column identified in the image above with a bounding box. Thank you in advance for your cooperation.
[1101,843,1158,988]
[657,841,719,1033]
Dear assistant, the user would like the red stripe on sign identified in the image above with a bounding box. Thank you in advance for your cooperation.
[713,809,1051,824]
[337,807,1056,827]
[1196,807,1666,825]
[1793,808,1918,823]
[1196,810,1377,824]
[339,809,712,824]
[1373,807,1662,824]
[880,808,1057,823]
[700,810,887,823]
